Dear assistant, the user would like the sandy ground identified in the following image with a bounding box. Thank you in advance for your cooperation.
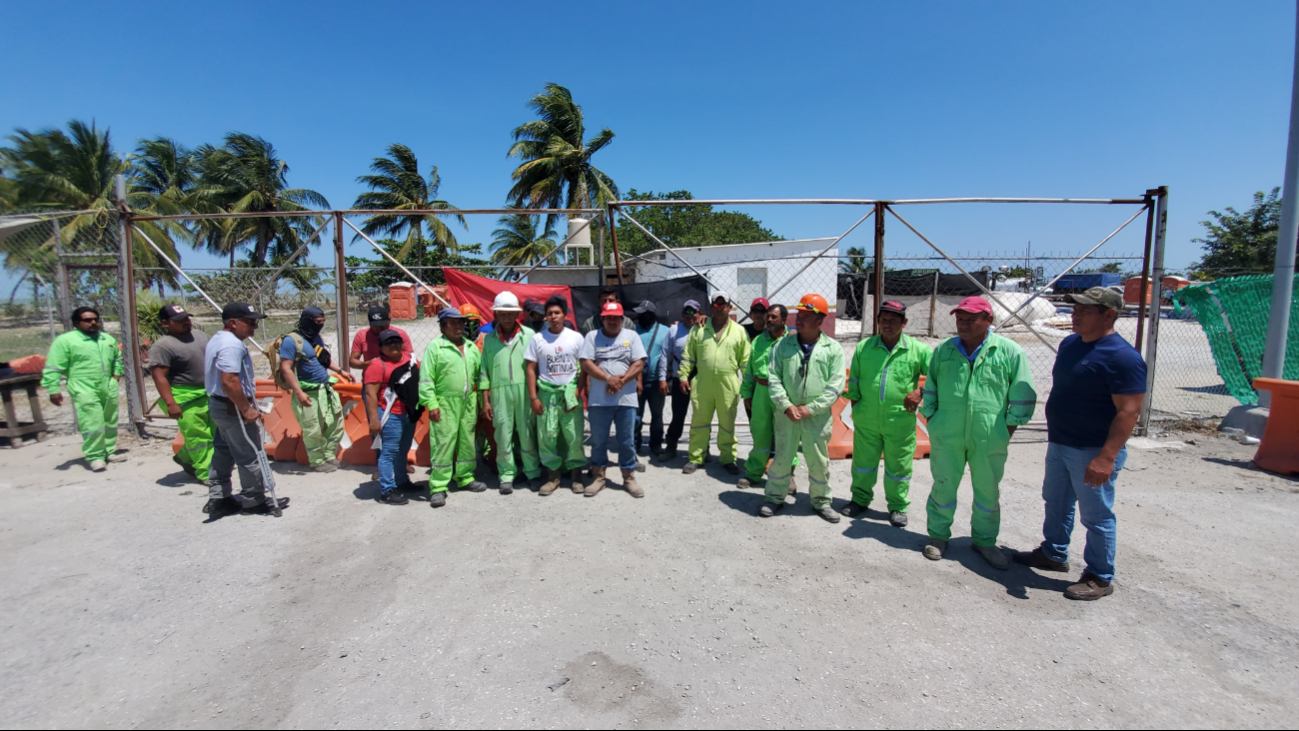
[1,421,1297,729]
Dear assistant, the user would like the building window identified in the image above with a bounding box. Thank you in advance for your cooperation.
[736,268,767,307]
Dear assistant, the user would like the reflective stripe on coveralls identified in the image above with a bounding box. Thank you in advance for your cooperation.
[162,384,214,481]
[421,335,482,493]
[740,329,797,482]
[846,334,932,512]
[765,333,846,509]
[679,318,751,465]
[291,380,344,467]
[537,380,587,472]
[920,333,1036,547]
[480,324,540,483]
[42,329,122,462]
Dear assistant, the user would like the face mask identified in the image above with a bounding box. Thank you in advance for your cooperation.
[465,321,480,340]
[638,312,657,328]
[297,306,325,340]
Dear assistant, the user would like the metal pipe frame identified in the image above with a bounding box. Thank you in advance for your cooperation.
[616,208,750,312]
[1139,187,1170,433]
[765,208,876,303]
[246,216,334,303]
[342,218,453,310]
[608,197,1147,208]
[873,201,886,335]
[1134,190,1158,354]
[333,213,349,363]
[130,208,603,223]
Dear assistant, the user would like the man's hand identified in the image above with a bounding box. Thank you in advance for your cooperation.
[797,405,812,419]
[430,408,442,423]
[241,404,261,423]
[295,390,313,407]
[482,402,493,422]
[1007,425,1017,438]
[680,379,692,394]
[636,380,643,396]
[903,388,923,413]
[49,393,63,406]
[606,374,623,392]
[744,398,753,417]
[1084,454,1115,488]
[166,401,182,419]
[531,397,544,416]
[785,406,802,421]
[369,420,381,439]
[659,380,668,396]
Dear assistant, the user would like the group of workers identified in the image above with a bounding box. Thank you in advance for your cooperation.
[40,282,1145,600]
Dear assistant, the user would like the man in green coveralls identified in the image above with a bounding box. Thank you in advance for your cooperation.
[921,296,1037,570]
[43,306,123,471]
[842,300,932,527]
[148,304,213,482]
[762,293,845,522]
[480,291,541,494]
[679,292,751,476]
[737,304,798,492]
[419,307,486,508]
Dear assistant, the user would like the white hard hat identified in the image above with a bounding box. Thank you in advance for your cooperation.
[492,291,522,312]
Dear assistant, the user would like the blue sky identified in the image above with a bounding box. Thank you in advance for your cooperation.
[2,0,1294,274]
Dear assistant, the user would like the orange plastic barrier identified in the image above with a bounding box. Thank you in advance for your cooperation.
[828,372,930,460]
[1252,378,1299,475]
[7,354,46,374]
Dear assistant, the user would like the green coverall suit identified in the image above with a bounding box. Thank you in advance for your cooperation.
[847,334,932,512]
[766,333,846,509]
[537,379,586,473]
[679,318,751,466]
[741,329,797,482]
[921,333,1036,547]
[480,325,541,484]
[42,329,122,463]
[163,384,214,481]
[420,334,482,494]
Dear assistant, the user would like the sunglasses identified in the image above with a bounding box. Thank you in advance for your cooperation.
[79,317,100,323]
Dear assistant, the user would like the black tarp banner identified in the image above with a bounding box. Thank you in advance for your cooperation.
[571,275,710,331]
[837,271,991,320]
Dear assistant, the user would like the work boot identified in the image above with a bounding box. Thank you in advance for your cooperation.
[840,501,869,518]
[89,460,107,472]
[889,510,908,527]
[173,455,197,478]
[465,481,488,493]
[923,539,948,561]
[529,475,547,491]
[815,505,841,524]
[202,498,233,516]
[974,544,1009,571]
[758,501,785,517]
[376,491,409,506]
[663,448,679,461]
[326,458,340,467]
[585,468,606,497]
[245,497,287,517]
[682,462,699,475]
[570,469,584,494]
[736,477,758,489]
[499,481,514,495]
[1013,547,1070,573]
[106,452,128,463]
[622,469,644,498]
[540,469,562,497]
[1064,573,1114,601]
[723,462,740,475]
[635,462,646,473]
[313,462,338,473]
[429,491,447,508]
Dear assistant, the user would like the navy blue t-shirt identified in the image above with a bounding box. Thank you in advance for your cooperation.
[279,333,331,384]
[1046,333,1147,448]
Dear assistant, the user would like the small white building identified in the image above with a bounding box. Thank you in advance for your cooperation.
[633,238,839,312]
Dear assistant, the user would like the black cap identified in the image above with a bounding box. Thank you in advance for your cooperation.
[632,300,657,315]
[378,329,404,344]
[522,298,546,316]
[221,302,267,321]
[368,306,390,324]
[159,304,192,322]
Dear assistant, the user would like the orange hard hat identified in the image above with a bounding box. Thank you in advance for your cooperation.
[795,293,829,316]
[459,303,482,319]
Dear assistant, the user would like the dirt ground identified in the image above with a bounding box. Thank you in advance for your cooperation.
[1,421,1297,729]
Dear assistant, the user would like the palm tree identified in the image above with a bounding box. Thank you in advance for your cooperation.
[489,210,558,272]
[352,143,466,273]
[0,120,182,289]
[507,83,619,228]
[129,136,198,216]
[840,246,872,274]
[192,132,328,266]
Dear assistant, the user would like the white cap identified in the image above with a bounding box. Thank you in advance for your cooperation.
[492,291,522,312]
[711,291,731,304]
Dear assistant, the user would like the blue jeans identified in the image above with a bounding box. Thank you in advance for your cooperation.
[1039,442,1126,582]
[377,411,415,494]
[589,405,637,470]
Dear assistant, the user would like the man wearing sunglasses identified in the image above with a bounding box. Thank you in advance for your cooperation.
[679,293,751,476]
[42,306,124,472]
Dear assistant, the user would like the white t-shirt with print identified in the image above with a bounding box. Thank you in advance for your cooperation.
[524,327,585,385]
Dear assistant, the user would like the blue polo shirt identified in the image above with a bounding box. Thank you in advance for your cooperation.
[1045,333,1147,449]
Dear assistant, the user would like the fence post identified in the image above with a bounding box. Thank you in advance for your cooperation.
[928,270,939,337]
[858,276,869,339]
[872,202,886,336]
[1139,186,1169,434]
[114,175,146,436]
[50,217,71,331]
[598,227,606,287]
[608,204,625,285]
[333,212,350,362]
[1134,191,1157,354]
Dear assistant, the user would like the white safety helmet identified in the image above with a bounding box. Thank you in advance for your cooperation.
[492,291,522,312]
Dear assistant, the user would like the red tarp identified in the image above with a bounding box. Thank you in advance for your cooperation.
[443,268,576,327]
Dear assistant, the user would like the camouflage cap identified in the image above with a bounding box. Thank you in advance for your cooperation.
[1063,286,1124,311]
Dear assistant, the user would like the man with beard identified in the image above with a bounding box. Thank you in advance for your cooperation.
[279,306,346,472]
[148,304,213,482]
[42,306,123,471]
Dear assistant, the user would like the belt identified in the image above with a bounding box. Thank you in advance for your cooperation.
[210,394,231,404]
[756,377,769,386]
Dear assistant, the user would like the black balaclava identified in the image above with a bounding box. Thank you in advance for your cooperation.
[297,306,331,368]
[637,311,657,329]
[465,319,481,341]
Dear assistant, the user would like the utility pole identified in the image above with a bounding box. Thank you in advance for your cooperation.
[1261,0,1299,403]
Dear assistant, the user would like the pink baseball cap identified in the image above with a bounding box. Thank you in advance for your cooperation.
[601,301,625,317]
[950,296,993,316]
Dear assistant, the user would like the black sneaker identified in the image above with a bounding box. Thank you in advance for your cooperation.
[376,491,409,506]
[758,501,785,517]
[244,498,289,516]
[682,462,700,475]
[466,481,488,493]
[429,492,447,508]
[1012,547,1070,573]
[840,501,870,518]
[663,449,679,461]
[202,498,232,515]
[889,510,908,527]
[723,462,740,475]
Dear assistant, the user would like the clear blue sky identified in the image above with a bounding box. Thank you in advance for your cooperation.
[2,0,1294,273]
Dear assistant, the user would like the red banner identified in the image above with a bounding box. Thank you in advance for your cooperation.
[443,268,576,327]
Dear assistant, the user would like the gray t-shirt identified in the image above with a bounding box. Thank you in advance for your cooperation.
[579,327,647,408]
[205,330,256,399]
[147,330,210,387]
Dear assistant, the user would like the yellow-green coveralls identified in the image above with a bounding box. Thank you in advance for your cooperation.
[480,325,540,484]
[847,334,932,512]
[42,329,121,463]
[420,334,482,493]
[537,380,586,472]
[766,333,846,509]
[921,333,1036,547]
[679,319,750,465]
[164,384,214,481]
[741,328,797,482]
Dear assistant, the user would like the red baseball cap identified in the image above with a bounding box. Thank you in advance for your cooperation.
[879,300,907,315]
[950,296,994,316]
[601,301,625,318]
[750,298,770,310]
